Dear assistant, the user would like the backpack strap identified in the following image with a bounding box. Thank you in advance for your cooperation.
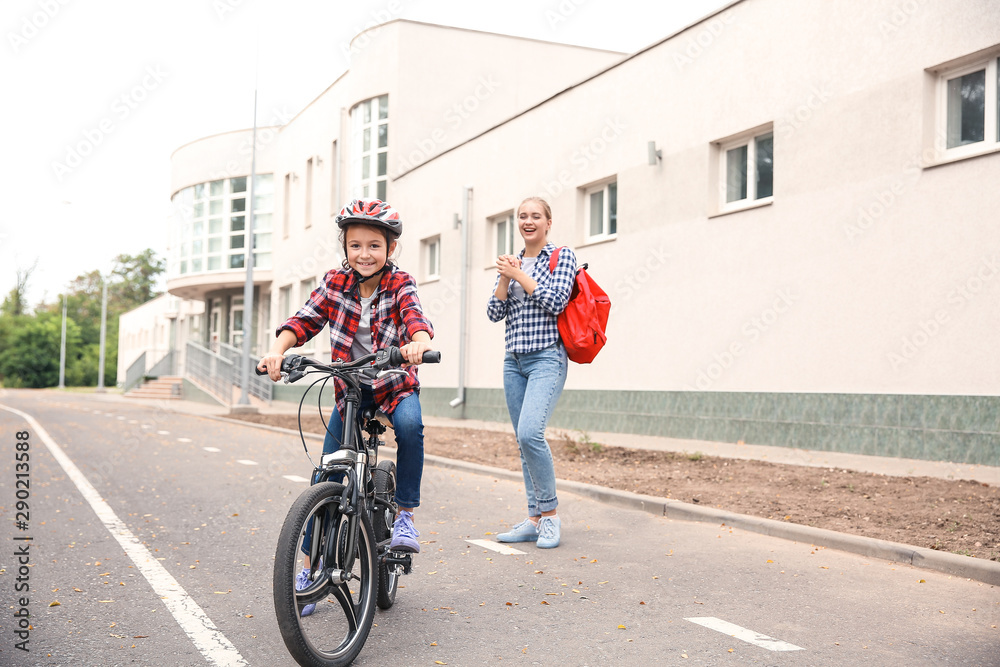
[548,246,565,273]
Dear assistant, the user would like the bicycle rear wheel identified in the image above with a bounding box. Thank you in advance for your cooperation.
[372,460,399,609]
[273,482,377,667]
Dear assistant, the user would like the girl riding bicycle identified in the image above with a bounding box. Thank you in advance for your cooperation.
[258,198,434,612]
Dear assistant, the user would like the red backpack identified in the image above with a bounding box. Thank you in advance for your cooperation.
[549,247,611,364]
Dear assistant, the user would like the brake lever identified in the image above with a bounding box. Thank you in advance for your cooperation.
[376,369,409,379]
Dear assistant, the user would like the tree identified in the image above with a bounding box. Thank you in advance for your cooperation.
[1,262,37,317]
[111,249,165,311]
[0,309,80,388]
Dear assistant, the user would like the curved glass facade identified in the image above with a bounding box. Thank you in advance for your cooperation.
[351,95,388,200]
[169,174,274,277]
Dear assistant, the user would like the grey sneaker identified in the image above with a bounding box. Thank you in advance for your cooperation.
[390,510,420,553]
[536,516,561,549]
[496,518,539,543]
[295,568,317,617]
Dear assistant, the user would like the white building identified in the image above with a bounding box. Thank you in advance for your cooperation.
[123,0,1000,465]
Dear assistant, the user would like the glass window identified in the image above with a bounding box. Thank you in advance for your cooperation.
[191,258,203,272]
[231,216,245,232]
[254,252,271,270]
[192,221,203,237]
[231,235,244,249]
[378,124,388,148]
[254,213,272,231]
[585,181,617,241]
[378,95,388,120]
[208,256,222,270]
[193,202,204,218]
[192,240,203,255]
[363,128,371,152]
[230,176,247,193]
[377,152,387,177]
[351,96,388,200]
[209,238,222,253]
[254,233,271,251]
[210,199,223,216]
[376,181,386,201]
[210,180,224,197]
[423,237,440,280]
[254,194,273,212]
[255,173,274,194]
[363,100,371,123]
[229,254,244,269]
[947,69,986,148]
[194,183,205,199]
[719,129,774,209]
[231,198,246,213]
[493,213,515,256]
[209,217,223,234]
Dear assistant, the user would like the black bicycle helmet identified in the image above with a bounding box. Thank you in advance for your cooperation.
[335,198,403,238]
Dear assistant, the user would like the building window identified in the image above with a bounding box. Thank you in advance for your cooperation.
[300,278,316,305]
[278,285,292,320]
[351,95,388,201]
[584,180,617,242]
[305,158,314,228]
[937,54,999,159]
[168,174,274,278]
[713,126,773,214]
[283,173,291,238]
[423,236,440,281]
[330,140,339,216]
[491,212,515,257]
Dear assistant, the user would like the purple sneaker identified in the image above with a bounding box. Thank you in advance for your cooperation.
[295,568,317,617]
[389,510,420,553]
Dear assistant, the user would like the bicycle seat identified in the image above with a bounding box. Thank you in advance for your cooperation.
[360,405,393,429]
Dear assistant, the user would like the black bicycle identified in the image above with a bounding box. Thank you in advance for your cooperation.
[258,347,440,667]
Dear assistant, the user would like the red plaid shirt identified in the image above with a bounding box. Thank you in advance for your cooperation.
[276,266,434,416]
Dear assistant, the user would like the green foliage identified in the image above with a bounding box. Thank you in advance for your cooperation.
[0,249,164,388]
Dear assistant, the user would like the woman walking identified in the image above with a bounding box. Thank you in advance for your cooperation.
[487,197,577,548]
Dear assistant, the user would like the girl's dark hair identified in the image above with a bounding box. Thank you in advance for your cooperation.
[339,222,397,270]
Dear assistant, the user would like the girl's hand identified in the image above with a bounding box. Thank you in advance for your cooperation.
[257,353,285,382]
[496,255,522,281]
[399,340,433,366]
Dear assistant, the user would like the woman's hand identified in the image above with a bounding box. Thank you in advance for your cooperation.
[496,255,522,282]
[399,340,433,366]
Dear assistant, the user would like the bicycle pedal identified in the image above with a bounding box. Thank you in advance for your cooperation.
[382,551,413,575]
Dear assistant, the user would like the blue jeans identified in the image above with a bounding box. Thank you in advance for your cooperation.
[503,343,568,516]
[320,386,424,509]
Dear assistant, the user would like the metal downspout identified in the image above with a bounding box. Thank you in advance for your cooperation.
[449,186,472,412]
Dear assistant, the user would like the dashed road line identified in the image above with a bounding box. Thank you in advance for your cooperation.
[236,459,259,466]
[0,403,249,666]
[177,438,193,443]
[157,430,170,435]
[283,475,310,483]
[203,447,221,453]
[465,539,527,555]
[685,617,804,652]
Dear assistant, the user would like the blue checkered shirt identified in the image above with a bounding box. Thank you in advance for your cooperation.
[487,243,577,353]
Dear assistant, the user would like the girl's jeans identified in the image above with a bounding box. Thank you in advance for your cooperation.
[320,386,424,509]
[503,342,568,516]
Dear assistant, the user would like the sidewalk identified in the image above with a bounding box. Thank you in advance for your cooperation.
[107,391,1000,485]
[93,390,1000,585]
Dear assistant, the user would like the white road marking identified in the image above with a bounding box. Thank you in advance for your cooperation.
[283,475,310,483]
[465,539,527,555]
[0,404,249,666]
[177,438,193,443]
[236,459,258,466]
[157,430,170,435]
[203,447,221,453]
[685,617,804,652]
[117,416,126,420]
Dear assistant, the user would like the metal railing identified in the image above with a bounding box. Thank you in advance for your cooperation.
[124,352,146,392]
[185,341,235,405]
[219,342,273,403]
[147,350,176,378]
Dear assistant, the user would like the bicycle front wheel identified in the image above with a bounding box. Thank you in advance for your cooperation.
[273,482,377,667]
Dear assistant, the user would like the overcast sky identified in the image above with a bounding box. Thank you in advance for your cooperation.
[1,0,730,308]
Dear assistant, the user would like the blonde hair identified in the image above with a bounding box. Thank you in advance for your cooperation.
[516,196,552,221]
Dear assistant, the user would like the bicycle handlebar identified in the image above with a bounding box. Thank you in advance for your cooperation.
[255,346,440,380]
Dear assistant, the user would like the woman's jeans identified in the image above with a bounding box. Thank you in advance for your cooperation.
[503,343,568,516]
[320,386,424,509]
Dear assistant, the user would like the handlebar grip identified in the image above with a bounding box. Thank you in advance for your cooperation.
[387,348,442,366]
[254,365,268,376]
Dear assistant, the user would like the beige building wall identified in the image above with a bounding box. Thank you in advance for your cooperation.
[396,0,1000,397]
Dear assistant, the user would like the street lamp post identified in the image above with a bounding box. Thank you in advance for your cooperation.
[96,275,108,392]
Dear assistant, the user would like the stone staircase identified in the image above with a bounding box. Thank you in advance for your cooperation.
[126,376,183,400]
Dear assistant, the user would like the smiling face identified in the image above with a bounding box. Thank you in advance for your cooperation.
[516,200,552,245]
[345,224,396,278]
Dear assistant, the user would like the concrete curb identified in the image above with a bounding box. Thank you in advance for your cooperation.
[209,414,1000,587]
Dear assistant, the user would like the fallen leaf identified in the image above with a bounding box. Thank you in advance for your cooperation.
[682,654,688,659]
[435,662,447,665]
[428,571,437,575]
[245,614,253,618]
[133,635,148,639]
[99,572,110,576]
[49,601,60,607]
[590,559,598,563]
[74,588,83,592]
[766,560,774,563]
[540,600,549,605]
[728,648,734,653]
[618,624,626,629]
[430,642,438,646]
[640,601,646,605]
[919,579,926,583]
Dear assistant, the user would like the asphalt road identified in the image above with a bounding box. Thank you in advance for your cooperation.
[1,390,997,666]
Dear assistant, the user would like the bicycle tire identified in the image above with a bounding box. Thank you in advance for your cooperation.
[273,481,377,667]
[372,459,399,609]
